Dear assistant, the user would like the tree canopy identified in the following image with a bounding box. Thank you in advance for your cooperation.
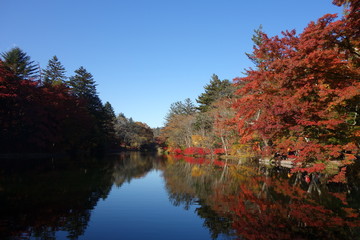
[1,47,39,80]
[159,0,360,179]
[233,2,360,172]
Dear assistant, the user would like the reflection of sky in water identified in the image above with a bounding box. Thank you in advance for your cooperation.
[78,170,211,240]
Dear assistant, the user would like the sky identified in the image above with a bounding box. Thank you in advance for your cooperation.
[1,0,343,128]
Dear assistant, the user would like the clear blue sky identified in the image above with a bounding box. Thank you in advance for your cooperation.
[1,0,343,128]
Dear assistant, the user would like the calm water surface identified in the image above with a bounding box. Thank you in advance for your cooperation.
[1,152,360,240]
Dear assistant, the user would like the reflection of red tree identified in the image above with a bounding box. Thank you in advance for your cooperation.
[184,156,206,164]
[172,155,226,167]
[163,154,360,239]
[212,184,291,239]
[210,174,360,239]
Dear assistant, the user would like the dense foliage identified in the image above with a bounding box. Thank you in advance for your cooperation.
[0,62,91,153]
[0,49,155,155]
[233,0,359,173]
[159,0,359,179]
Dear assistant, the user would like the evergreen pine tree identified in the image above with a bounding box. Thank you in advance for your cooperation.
[103,101,116,120]
[68,66,103,113]
[1,47,39,80]
[245,25,265,68]
[68,66,96,97]
[69,66,105,150]
[165,98,197,122]
[103,101,117,146]
[42,56,67,85]
[196,74,233,112]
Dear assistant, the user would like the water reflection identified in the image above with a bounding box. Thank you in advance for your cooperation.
[163,155,360,240]
[1,153,360,240]
[112,153,161,187]
[0,153,165,240]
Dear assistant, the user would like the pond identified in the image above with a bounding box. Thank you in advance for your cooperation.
[1,152,360,240]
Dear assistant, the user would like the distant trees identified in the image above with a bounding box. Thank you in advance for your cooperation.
[161,98,196,148]
[114,113,155,150]
[160,78,237,152]
[165,98,197,122]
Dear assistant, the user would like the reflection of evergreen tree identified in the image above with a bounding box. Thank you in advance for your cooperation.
[0,157,114,239]
[195,203,233,240]
[64,211,91,240]
[0,153,165,239]
[167,192,197,211]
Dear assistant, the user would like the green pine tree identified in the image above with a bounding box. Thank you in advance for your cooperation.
[245,25,265,68]
[68,66,104,113]
[42,55,67,86]
[103,101,116,120]
[102,101,117,146]
[68,66,97,98]
[196,74,233,112]
[69,67,106,150]
[1,47,39,80]
[165,98,197,122]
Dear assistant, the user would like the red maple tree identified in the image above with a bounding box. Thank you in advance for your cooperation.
[233,0,359,173]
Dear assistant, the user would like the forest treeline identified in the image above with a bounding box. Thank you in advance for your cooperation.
[0,50,155,155]
[159,0,359,177]
[1,0,358,177]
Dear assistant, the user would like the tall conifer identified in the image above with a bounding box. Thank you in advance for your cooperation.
[42,56,67,85]
[196,74,232,112]
[1,47,39,80]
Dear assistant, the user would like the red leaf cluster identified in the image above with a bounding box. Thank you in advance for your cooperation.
[183,147,211,156]
[213,148,226,155]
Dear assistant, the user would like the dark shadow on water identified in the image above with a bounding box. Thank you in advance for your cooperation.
[0,152,165,240]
